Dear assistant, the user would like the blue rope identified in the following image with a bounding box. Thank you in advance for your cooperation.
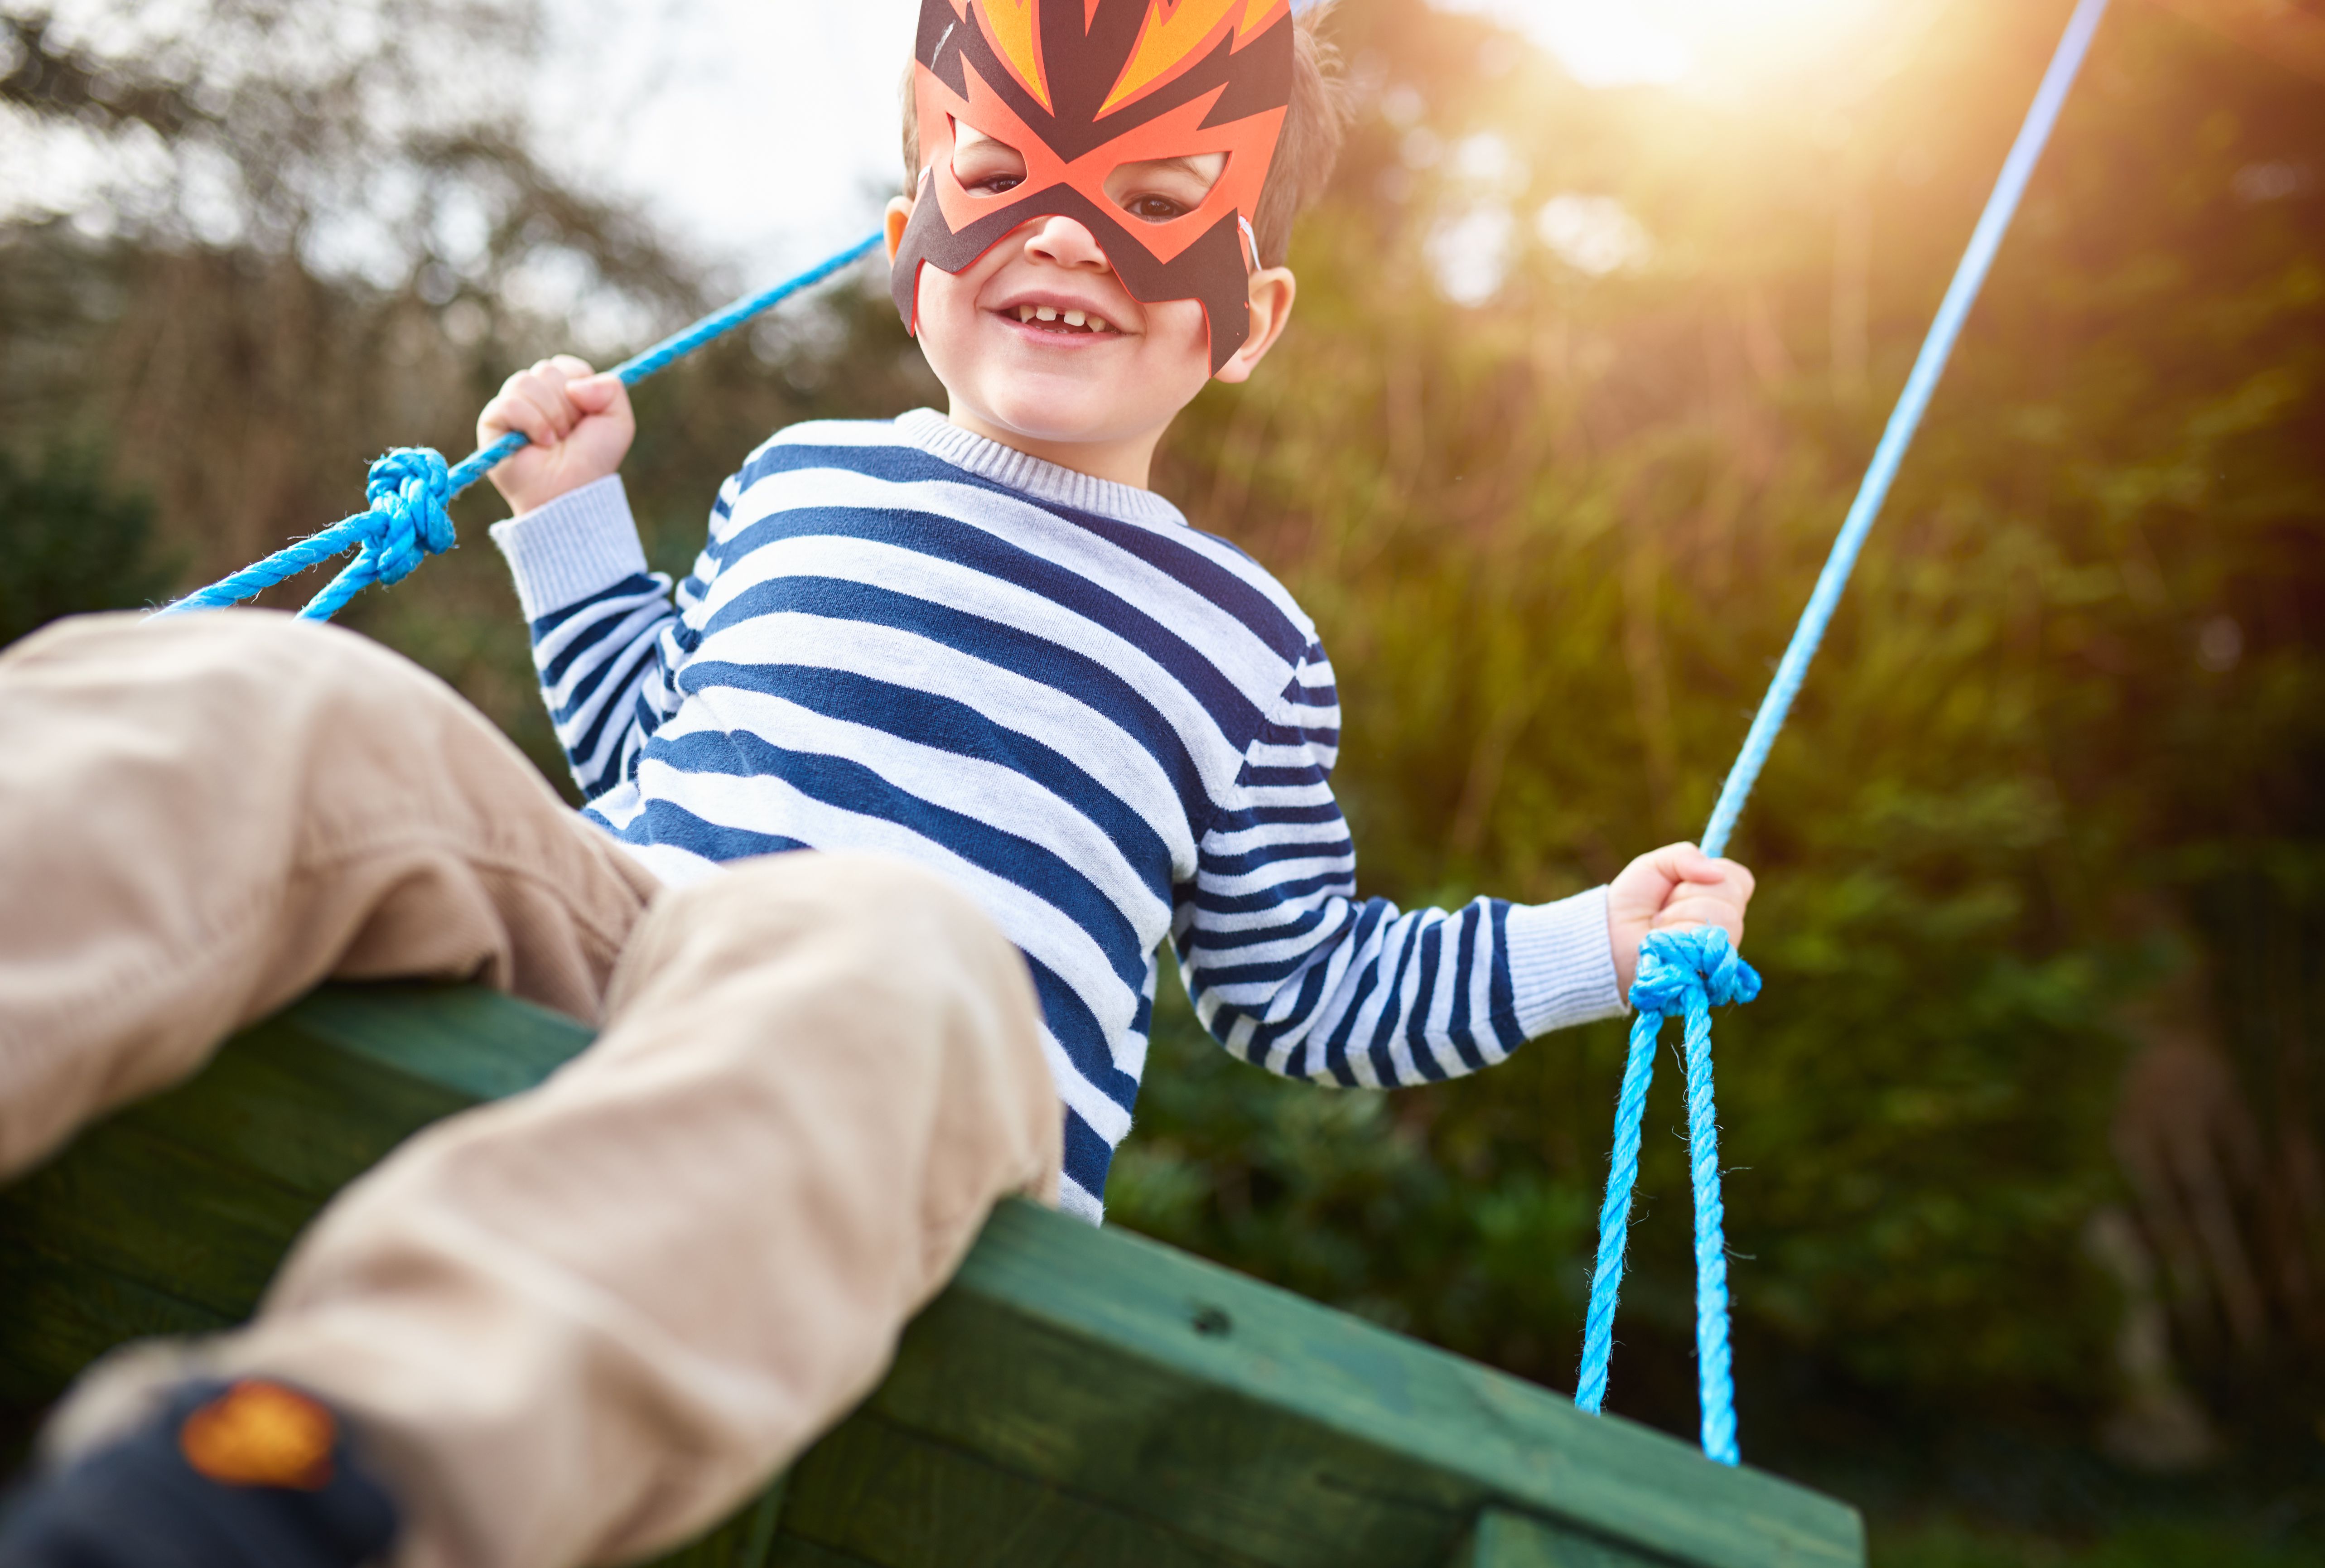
[1574,930,1761,1456]
[1574,0,2113,1462]
[155,233,884,621]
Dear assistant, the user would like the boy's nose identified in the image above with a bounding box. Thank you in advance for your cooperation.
[1020,214,1110,273]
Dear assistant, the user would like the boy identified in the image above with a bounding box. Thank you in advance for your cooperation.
[0,5,1752,1567]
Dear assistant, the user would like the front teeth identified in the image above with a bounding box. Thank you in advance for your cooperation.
[1013,304,1113,333]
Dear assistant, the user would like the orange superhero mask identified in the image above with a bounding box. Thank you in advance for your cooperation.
[892,0,1297,375]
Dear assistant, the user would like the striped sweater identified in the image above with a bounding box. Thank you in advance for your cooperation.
[491,410,1622,1221]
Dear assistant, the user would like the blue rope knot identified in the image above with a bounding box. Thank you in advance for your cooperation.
[280,447,460,622]
[1630,925,1761,1018]
[147,444,464,620]
[359,448,457,587]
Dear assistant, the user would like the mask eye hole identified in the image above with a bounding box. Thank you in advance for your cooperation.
[950,120,1027,198]
[1105,152,1226,226]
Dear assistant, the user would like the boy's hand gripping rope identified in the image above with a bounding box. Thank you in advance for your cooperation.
[1571,0,2112,1464]
[154,234,883,622]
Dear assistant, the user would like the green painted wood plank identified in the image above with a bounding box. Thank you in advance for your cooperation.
[0,1121,320,1319]
[1452,1510,1664,1568]
[285,984,594,1102]
[0,1239,233,1405]
[865,1289,1466,1565]
[781,1413,1265,1568]
[105,1017,475,1199]
[764,1538,879,1568]
[867,1202,1861,1568]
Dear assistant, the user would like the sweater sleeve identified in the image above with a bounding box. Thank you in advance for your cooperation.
[489,472,736,801]
[1172,638,1626,1087]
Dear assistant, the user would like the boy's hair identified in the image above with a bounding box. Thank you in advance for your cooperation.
[900,4,1346,270]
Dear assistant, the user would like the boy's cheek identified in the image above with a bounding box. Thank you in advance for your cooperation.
[916,264,1000,344]
[1151,299,1213,362]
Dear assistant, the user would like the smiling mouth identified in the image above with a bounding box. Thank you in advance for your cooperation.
[1004,303,1117,336]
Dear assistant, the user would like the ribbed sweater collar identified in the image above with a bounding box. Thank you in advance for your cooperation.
[894,408,1187,531]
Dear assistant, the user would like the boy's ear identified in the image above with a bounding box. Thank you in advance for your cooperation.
[883,194,915,266]
[1214,267,1297,386]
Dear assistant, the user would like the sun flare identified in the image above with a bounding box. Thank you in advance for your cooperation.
[1442,0,1899,90]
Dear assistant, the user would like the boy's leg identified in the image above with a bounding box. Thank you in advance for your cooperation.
[79,852,1061,1568]
[0,611,657,1178]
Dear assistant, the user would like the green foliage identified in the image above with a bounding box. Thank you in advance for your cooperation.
[1876,1520,2319,1568]
[0,447,174,645]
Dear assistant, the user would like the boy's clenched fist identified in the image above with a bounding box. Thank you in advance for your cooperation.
[1606,843,1756,998]
[479,355,637,516]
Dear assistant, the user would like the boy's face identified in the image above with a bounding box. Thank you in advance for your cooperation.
[887,124,1293,458]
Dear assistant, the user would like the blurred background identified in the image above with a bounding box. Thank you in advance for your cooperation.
[3,0,2321,1561]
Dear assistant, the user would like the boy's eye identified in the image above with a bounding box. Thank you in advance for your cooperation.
[950,121,1028,198]
[1122,193,1191,222]
[1104,152,1223,224]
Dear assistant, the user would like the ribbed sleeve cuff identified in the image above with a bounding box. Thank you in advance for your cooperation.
[1506,887,1626,1036]
[487,475,651,622]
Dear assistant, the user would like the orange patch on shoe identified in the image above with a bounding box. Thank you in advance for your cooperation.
[179,1381,336,1490]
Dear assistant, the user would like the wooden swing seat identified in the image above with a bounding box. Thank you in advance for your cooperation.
[0,985,1863,1568]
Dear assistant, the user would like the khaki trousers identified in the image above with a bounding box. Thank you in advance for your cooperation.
[0,613,1062,1568]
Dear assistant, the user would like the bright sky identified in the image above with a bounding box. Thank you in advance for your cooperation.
[535,0,1903,278]
[535,0,924,279]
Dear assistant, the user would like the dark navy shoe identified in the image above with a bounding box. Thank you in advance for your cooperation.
[0,1379,399,1568]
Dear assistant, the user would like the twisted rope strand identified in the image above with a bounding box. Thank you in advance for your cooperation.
[1680,975,1739,1466]
[1573,0,2111,1466]
[154,233,883,622]
[1574,1008,1662,1417]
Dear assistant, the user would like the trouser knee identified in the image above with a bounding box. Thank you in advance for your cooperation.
[612,853,1024,1008]
[603,851,1056,1124]
[0,610,493,804]
[10,605,450,712]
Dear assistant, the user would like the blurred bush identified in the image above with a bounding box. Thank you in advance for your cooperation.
[0,445,172,642]
[3,0,2322,1551]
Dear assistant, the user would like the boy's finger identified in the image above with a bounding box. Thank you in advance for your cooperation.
[1652,842,1723,882]
[569,374,625,412]
[1674,879,1748,917]
[482,393,555,449]
[1659,894,1744,925]
[548,354,597,381]
[514,381,580,440]
[1673,852,1753,892]
[1633,842,1697,884]
[1653,913,1746,948]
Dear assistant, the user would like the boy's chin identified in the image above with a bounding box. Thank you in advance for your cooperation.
[967,388,1171,450]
